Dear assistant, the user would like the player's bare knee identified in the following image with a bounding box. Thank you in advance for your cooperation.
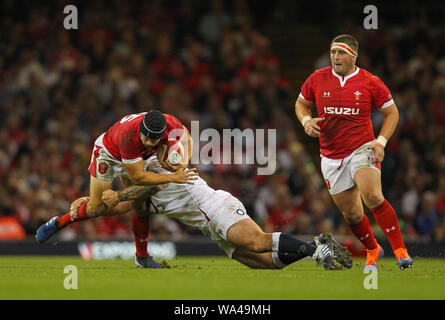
[244,232,269,253]
[362,191,384,208]
[343,211,363,224]
[86,202,106,217]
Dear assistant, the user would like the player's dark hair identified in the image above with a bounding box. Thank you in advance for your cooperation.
[331,34,359,53]
[140,110,167,140]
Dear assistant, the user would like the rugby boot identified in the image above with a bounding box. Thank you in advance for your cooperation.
[315,232,353,269]
[313,243,335,270]
[135,255,165,269]
[394,247,413,270]
[364,244,384,271]
[35,216,61,243]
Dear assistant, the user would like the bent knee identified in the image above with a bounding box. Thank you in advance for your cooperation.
[86,201,107,217]
[342,210,364,225]
[242,232,270,253]
[362,191,384,208]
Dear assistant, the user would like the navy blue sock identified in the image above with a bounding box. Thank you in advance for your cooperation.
[278,233,316,257]
[278,252,308,264]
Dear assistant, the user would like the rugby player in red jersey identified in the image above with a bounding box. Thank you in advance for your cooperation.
[36,110,198,268]
[295,34,413,270]
[64,155,345,271]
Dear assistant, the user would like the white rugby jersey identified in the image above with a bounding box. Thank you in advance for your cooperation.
[145,157,233,230]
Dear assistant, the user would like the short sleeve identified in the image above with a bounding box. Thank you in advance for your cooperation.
[299,73,316,102]
[119,130,143,164]
[164,114,184,142]
[372,76,394,109]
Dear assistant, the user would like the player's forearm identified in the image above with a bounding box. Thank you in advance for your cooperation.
[132,171,175,186]
[295,98,312,124]
[180,126,193,164]
[117,185,161,202]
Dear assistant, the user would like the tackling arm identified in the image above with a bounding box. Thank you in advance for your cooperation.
[117,184,165,202]
[102,184,167,208]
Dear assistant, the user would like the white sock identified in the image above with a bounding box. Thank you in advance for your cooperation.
[271,252,287,269]
[271,232,281,252]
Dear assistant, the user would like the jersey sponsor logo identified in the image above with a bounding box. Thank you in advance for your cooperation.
[98,162,109,175]
[323,91,331,97]
[323,106,360,115]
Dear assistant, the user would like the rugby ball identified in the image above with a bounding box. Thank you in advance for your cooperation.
[157,141,185,166]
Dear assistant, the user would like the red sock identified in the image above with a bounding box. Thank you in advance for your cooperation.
[132,213,150,258]
[371,199,405,251]
[346,214,378,250]
[56,202,89,228]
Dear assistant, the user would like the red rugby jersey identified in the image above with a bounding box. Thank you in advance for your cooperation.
[102,112,184,163]
[299,66,394,159]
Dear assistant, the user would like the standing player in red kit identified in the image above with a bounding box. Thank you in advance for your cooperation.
[36,110,198,268]
[295,35,413,270]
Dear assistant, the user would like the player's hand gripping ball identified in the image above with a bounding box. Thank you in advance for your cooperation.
[157,141,185,166]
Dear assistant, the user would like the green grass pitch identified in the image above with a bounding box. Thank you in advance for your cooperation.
[1,256,444,300]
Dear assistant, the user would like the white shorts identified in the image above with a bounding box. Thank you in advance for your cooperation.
[158,191,251,259]
[201,194,251,258]
[320,141,381,195]
[145,154,251,258]
[88,133,126,181]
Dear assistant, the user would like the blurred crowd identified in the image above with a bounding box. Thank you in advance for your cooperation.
[0,1,444,247]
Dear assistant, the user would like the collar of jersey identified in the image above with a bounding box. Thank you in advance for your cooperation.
[331,66,360,87]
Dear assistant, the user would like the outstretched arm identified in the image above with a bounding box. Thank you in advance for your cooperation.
[102,184,166,208]
[124,160,198,186]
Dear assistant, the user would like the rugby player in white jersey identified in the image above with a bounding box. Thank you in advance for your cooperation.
[95,155,352,270]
